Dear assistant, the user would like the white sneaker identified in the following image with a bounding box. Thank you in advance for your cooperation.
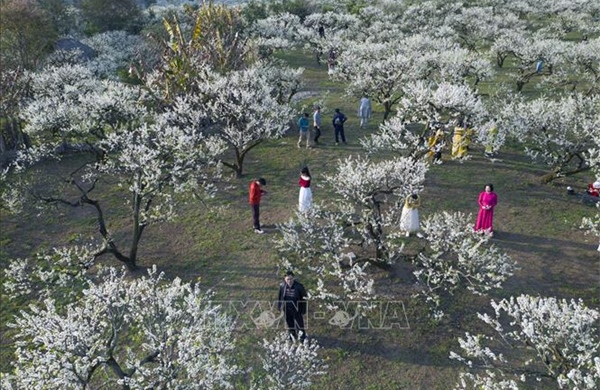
[254,229,264,234]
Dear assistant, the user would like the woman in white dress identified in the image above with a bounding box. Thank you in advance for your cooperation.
[298,167,313,212]
[400,193,420,237]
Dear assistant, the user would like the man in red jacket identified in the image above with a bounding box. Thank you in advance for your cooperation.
[249,178,267,233]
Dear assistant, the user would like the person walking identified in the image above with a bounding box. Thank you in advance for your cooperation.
[332,108,347,145]
[249,178,267,234]
[474,183,498,236]
[297,112,311,148]
[313,106,322,145]
[399,193,420,237]
[298,167,313,212]
[277,271,308,342]
[358,95,372,128]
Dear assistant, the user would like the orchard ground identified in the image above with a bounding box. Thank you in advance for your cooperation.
[0,50,598,389]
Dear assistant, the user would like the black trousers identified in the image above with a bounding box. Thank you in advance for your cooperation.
[314,126,321,143]
[251,204,260,229]
[285,305,306,340]
[334,125,346,143]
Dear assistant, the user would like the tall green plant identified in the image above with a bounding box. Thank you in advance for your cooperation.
[150,2,253,102]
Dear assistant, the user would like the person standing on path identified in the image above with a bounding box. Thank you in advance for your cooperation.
[332,108,347,145]
[474,183,498,236]
[313,106,322,145]
[249,178,267,234]
[277,271,308,342]
[298,166,313,212]
[358,95,372,128]
[297,112,311,148]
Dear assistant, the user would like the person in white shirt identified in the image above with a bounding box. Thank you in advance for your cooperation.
[358,95,372,128]
[313,106,322,145]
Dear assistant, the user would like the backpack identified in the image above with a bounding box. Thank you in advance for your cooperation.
[334,114,345,125]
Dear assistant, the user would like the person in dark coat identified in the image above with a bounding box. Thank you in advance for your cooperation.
[277,271,308,341]
[332,108,347,145]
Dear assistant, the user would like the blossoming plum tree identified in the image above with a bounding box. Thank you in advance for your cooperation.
[501,92,600,182]
[450,295,600,389]
[2,254,330,389]
[6,64,225,270]
[276,156,515,316]
[193,64,295,178]
[257,332,328,390]
[1,265,239,389]
[362,82,489,161]
[334,35,491,121]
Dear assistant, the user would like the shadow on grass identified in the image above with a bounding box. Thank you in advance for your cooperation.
[315,334,459,369]
[493,230,595,253]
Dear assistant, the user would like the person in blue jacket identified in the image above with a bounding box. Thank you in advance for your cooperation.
[297,112,311,148]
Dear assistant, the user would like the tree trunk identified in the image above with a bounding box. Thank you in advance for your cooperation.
[127,173,144,270]
[234,165,243,178]
[234,148,244,178]
[382,102,392,121]
[496,53,506,68]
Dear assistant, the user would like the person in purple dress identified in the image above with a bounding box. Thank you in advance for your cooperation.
[474,183,498,235]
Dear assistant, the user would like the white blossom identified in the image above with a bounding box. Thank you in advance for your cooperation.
[501,92,600,181]
[257,332,328,389]
[414,212,517,314]
[452,295,600,389]
[2,266,240,389]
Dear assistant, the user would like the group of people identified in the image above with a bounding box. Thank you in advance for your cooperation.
[265,181,498,343]
[269,178,599,341]
[248,167,313,234]
[297,96,373,148]
[398,184,498,238]
[426,117,500,164]
[248,174,310,341]
[258,91,600,340]
[298,106,349,147]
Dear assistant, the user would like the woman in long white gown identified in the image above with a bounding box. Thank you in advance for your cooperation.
[400,193,420,237]
[298,167,313,212]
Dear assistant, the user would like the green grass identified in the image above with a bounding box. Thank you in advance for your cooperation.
[1,48,599,388]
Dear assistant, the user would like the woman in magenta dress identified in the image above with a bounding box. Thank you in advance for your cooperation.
[474,184,497,234]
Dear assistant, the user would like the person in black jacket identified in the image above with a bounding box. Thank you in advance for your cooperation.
[277,271,308,341]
